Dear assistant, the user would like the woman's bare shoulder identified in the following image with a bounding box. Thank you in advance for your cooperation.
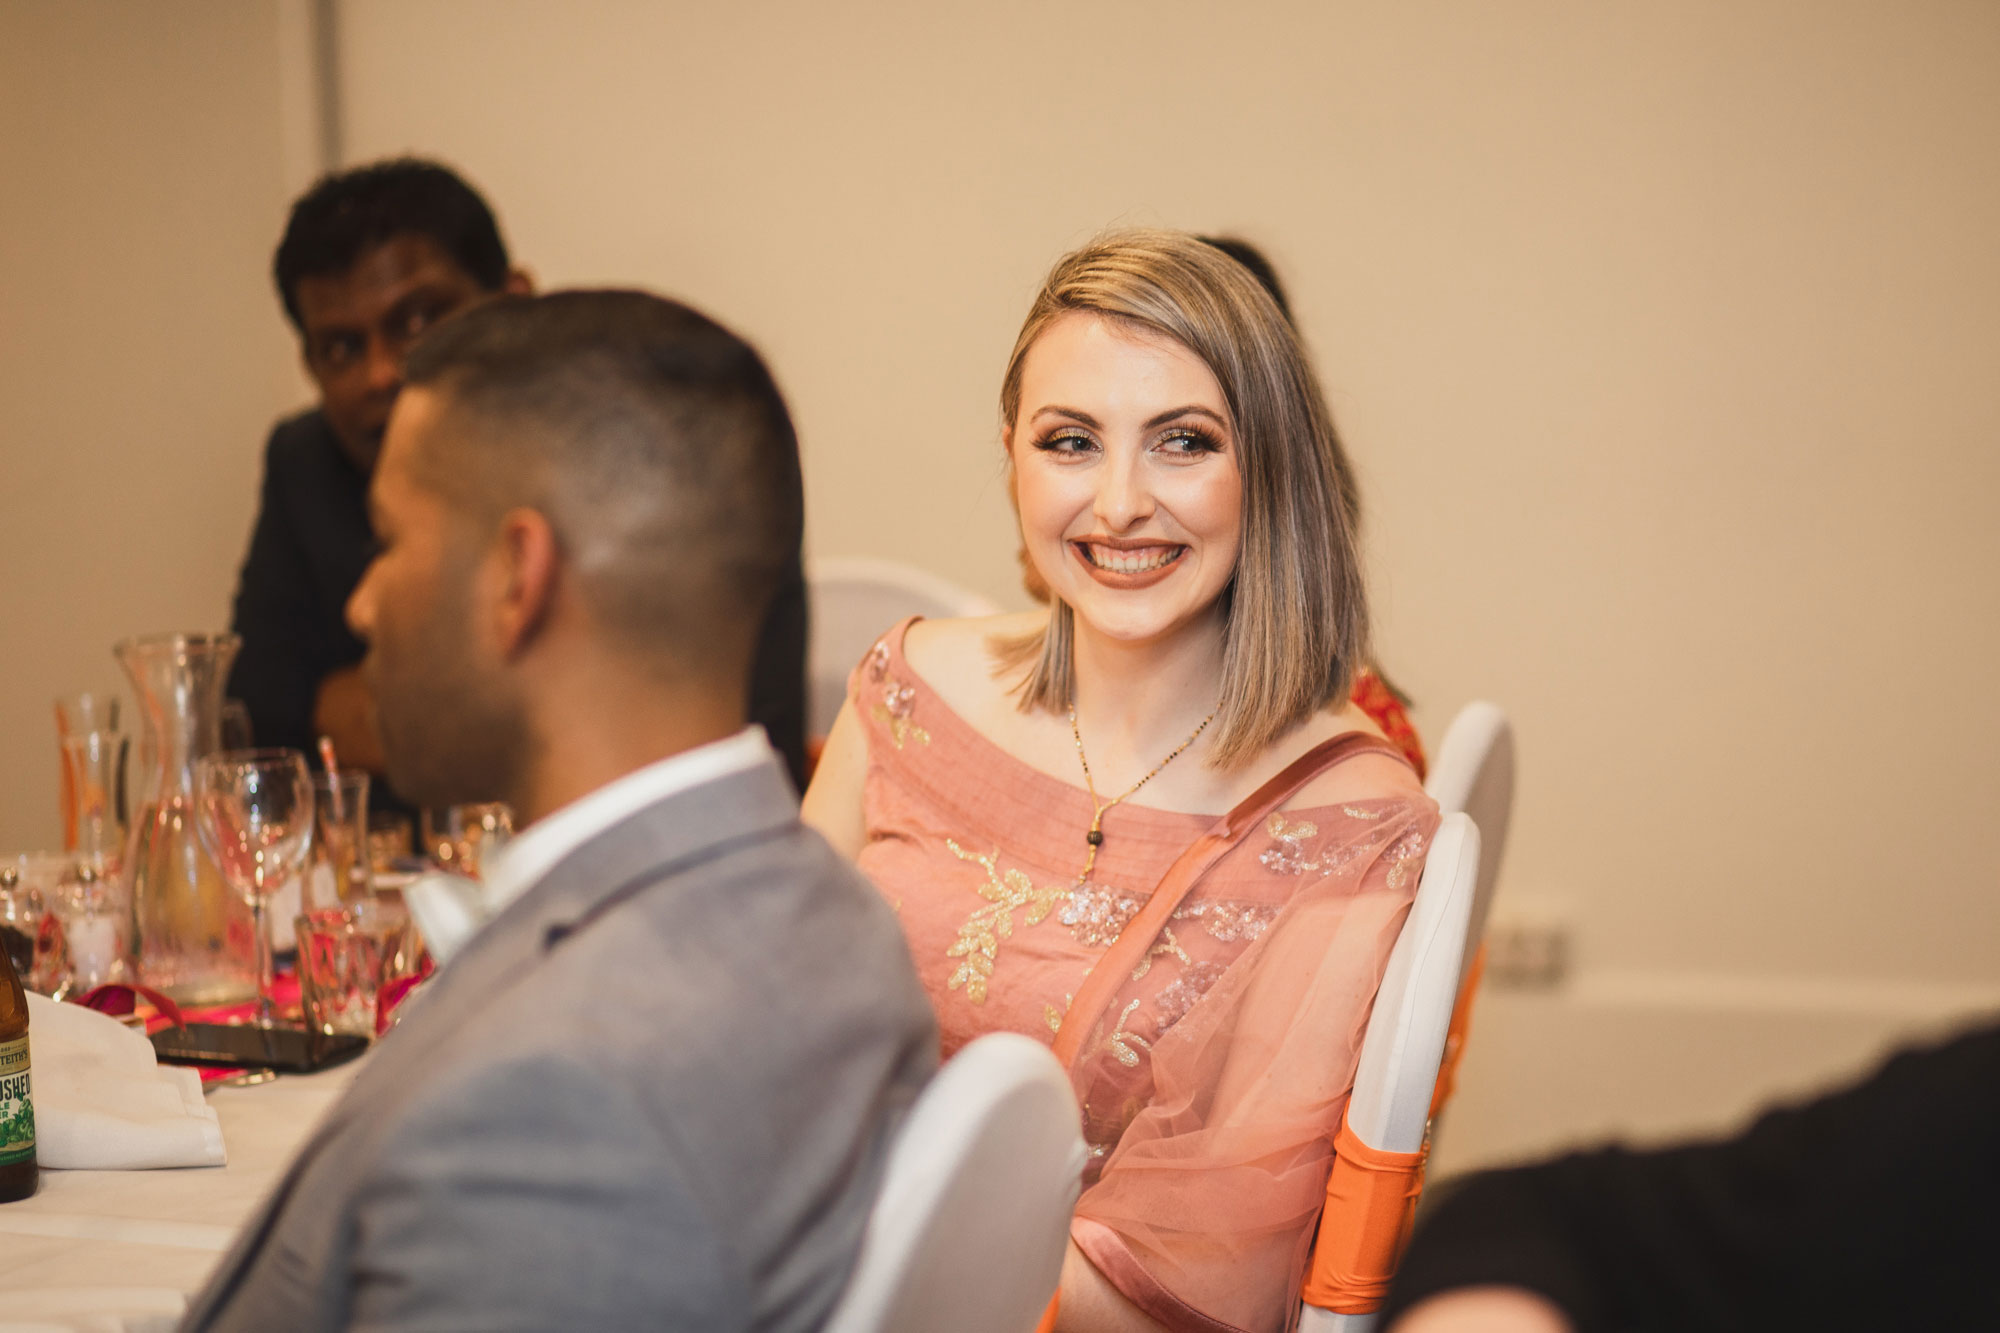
[902,610,1044,725]
[1279,702,1431,811]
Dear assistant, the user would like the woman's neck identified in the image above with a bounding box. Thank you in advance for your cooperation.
[1066,607,1226,772]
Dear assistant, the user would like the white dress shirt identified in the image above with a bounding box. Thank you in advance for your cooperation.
[407,726,775,964]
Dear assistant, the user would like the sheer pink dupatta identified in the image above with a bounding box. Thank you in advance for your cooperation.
[1061,741,1435,1332]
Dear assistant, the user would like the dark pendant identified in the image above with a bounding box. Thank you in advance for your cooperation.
[1086,829,1104,846]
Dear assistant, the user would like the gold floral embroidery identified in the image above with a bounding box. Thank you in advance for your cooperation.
[944,840,1065,1004]
[1105,997,1152,1068]
[1259,813,1319,874]
[1342,805,1384,820]
[1271,812,1317,840]
[1172,900,1278,943]
[1384,827,1427,890]
[1130,926,1189,981]
[1259,810,1372,881]
[870,682,930,749]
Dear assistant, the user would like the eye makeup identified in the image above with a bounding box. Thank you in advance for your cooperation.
[1031,428,1098,455]
[1156,424,1225,456]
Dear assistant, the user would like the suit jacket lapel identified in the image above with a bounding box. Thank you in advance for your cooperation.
[361,756,799,1083]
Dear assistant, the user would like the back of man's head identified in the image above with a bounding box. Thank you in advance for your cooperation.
[402,290,804,685]
[275,158,511,330]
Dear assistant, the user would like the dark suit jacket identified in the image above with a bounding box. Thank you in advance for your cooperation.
[1382,1022,2000,1331]
[226,409,813,793]
[180,755,937,1331]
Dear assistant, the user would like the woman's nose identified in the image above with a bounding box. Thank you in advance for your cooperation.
[1093,452,1155,531]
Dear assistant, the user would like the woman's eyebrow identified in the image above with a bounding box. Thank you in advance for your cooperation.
[1030,404,1229,430]
[1144,405,1229,430]
[1031,405,1102,428]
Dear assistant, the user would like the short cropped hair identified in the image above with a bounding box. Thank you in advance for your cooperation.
[997,229,1369,769]
[274,158,511,330]
[402,290,804,678]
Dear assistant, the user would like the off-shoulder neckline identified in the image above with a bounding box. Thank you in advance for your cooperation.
[874,614,1423,827]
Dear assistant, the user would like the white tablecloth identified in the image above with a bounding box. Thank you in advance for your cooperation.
[0,1057,363,1332]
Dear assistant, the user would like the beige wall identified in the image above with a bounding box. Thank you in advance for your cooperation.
[0,2,307,854]
[334,0,2000,1164]
[2,1,1995,1168]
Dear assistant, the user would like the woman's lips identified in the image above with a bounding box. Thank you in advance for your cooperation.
[1071,541,1187,589]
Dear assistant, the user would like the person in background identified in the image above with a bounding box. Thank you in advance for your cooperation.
[805,230,1438,1332]
[1381,1021,2000,1331]
[227,158,811,797]
[181,290,935,1332]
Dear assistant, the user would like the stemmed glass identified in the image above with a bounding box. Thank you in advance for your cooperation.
[194,749,314,1026]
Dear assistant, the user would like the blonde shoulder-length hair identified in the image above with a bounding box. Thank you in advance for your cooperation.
[994,229,1369,770]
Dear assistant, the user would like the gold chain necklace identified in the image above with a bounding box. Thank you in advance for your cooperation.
[1067,701,1218,886]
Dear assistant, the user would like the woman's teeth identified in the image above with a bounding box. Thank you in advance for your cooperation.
[1084,544,1182,573]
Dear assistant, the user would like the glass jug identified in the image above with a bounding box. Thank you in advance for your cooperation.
[116,633,255,1005]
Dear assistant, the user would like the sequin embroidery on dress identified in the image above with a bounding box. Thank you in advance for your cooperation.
[1061,882,1146,947]
[862,638,930,750]
[1063,882,1279,948]
[1260,810,1379,881]
[1384,825,1427,889]
[1173,900,1278,943]
[1103,997,1152,1068]
[1154,960,1227,1029]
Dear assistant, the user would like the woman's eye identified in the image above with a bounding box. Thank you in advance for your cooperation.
[1158,429,1221,457]
[1034,431,1097,455]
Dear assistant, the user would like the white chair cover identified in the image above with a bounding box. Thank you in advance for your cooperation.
[824,1032,1086,1333]
[1300,812,1480,1333]
[807,556,997,739]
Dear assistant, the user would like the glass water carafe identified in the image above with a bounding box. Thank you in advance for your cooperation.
[117,633,255,1005]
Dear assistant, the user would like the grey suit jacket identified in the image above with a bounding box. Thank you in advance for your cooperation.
[181,756,937,1332]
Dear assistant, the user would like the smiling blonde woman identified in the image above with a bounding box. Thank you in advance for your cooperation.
[804,230,1439,1333]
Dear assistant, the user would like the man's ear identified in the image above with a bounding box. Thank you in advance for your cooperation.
[493,507,558,660]
[504,267,535,297]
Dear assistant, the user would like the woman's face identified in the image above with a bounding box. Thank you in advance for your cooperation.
[1009,312,1243,650]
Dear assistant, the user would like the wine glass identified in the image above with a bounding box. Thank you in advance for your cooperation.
[194,749,314,1026]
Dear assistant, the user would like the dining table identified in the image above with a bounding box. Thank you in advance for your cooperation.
[0,1055,363,1332]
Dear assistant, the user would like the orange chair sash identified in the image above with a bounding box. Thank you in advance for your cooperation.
[1298,1115,1429,1313]
[1429,942,1485,1119]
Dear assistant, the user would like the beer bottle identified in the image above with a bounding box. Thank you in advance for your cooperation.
[0,867,35,1202]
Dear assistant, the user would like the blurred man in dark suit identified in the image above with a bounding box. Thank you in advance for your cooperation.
[227,159,809,799]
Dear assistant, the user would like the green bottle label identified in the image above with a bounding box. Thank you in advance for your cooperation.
[0,1035,32,1166]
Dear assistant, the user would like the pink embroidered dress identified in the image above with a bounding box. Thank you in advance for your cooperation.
[850,619,1439,1333]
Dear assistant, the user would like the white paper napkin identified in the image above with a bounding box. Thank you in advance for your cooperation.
[24,993,226,1170]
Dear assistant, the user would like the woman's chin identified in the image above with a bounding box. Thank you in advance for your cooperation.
[1064,594,1220,650]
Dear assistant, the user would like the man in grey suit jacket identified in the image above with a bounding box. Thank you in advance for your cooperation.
[181,291,937,1331]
